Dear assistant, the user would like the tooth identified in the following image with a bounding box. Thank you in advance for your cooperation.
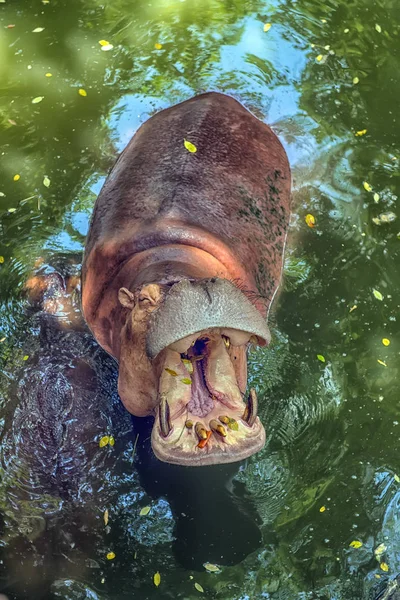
[222,335,230,349]
[195,422,208,440]
[210,419,227,437]
[159,395,172,437]
[218,415,230,424]
[242,388,258,427]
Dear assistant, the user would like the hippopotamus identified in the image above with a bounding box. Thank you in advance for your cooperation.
[82,91,291,466]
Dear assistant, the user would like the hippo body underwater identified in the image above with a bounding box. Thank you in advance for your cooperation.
[82,91,291,466]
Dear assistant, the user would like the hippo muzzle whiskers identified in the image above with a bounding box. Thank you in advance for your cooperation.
[81,91,291,466]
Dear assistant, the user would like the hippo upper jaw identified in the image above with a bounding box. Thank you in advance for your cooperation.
[151,331,266,467]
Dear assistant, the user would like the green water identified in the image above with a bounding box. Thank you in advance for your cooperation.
[1,0,400,598]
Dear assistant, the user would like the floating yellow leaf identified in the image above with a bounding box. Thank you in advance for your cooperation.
[8,208,16,213]
[374,543,387,560]
[194,583,204,593]
[349,305,357,313]
[319,506,326,512]
[32,27,45,33]
[353,77,359,84]
[184,139,197,153]
[154,42,163,49]
[380,562,389,572]
[104,509,109,526]
[99,435,110,447]
[101,44,113,52]
[109,436,115,446]
[45,73,53,78]
[98,39,109,46]
[139,506,151,516]
[0,257,4,264]
[153,572,161,587]
[305,213,315,228]
[263,23,272,32]
[43,176,50,188]
[23,355,29,361]
[349,540,363,549]
[181,378,192,385]
[165,368,177,376]
[394,474,400,483]
[379,212,396,223]
[106,552,115,560]
[355,129,367,136]
[101,578,105,584]
[377,359,387,367]
[373,193,380,203]
[13,174,20,181]
[228,418,239,431]
[79,89,87,97]
[32,96,44,104]
[344,28,350,33]
[375,574,381,579]
[382,338,390,346]
[375,24,382,33]
[316,54,323,62]
[182,359,194,374]
[363,182,372,192]
[321,18,327,23]
[0,337,5,342]
[204,563,220,572]
[317,354,325,363]
[373,289,384,301]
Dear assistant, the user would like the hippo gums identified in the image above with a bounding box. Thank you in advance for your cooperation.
[82,92,291,466]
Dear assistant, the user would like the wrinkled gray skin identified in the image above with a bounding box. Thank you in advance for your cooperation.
[147,278,271,359]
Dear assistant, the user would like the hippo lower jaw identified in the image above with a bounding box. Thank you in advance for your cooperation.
[151,330,266,466]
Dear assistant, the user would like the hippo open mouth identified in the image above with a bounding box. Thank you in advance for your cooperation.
[147,278,269,466]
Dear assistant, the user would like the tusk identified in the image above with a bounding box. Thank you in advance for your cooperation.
[159,395,172,437]
[242,388,258,427]
[210,419,227,437]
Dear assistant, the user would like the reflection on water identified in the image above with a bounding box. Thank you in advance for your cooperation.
[0,0,400,598]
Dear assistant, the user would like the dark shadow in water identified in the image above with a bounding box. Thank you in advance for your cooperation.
[132,415,263,570]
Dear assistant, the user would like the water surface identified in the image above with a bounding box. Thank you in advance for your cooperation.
[0,0,400,598]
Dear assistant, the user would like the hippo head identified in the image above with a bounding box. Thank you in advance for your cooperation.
[117,278,269,466]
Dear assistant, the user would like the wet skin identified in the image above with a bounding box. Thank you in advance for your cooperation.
[0,272,133,598]
[82,91,291,466]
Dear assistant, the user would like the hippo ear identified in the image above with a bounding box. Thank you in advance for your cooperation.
[118,287,135,310]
